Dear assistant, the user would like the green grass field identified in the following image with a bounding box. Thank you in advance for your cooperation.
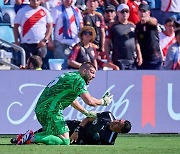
[0,134,180,154]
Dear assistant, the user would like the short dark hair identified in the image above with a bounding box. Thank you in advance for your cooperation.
[138,3,150,11]
[164,18,175,24]
[27,55,43,69]
[121,120,131,134]
[79,62,96,70]
[105,4,116,12]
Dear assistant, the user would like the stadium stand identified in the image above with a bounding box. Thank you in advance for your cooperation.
[0,4,22,70]
[0,48,13,69]
[0,24,14,43]
[1,5,16,26]
[0,7,3,22]
[0,23,15,69]
[0,0,4,7]
[0,4,16,43]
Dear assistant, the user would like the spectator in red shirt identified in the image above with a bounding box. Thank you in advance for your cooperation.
[127,0,141,24]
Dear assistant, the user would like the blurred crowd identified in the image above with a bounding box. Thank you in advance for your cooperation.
[1,0,180,70]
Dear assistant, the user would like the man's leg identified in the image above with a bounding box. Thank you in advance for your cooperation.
[53,40,70,69]
[34,110,70,145]
[53,40,67,59]
[20,43,39,61]
[32,132,70,145]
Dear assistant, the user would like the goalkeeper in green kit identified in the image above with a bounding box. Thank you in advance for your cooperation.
[16,62,113,145]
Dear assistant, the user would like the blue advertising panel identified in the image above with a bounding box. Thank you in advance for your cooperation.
[0,70,180,134]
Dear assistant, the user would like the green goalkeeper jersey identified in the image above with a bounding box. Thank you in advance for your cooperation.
[35,71,88,114]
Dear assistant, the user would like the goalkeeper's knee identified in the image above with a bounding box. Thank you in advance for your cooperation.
[63,138,70,145]
[50,136,70,145]
[48,137,70,145]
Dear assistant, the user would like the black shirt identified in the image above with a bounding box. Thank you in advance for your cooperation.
[83,12,103,48]
[67,111,118,145]
[135,22,162,62]
[110,22,136,62]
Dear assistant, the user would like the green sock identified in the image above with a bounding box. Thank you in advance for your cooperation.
[34,132,70,145]
[63,138,70,145]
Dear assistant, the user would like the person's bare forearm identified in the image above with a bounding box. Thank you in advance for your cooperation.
[148,17,158,26]
[71,100,97,118]
[110,0,119,6]
[105,38,112,62]
[15,0,22,5]
[71,100,87,113]
[79,117,94,127]
[80,93,102,106]
[135,40,143,66]
[101,28,105,51]
[68,60,81,69]
[13,24,20,44]
[44,23,53,40]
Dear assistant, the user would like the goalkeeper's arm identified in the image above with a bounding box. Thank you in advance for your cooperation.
[80,92,113,106]
[71,100,97,118]
[71,92,113,117]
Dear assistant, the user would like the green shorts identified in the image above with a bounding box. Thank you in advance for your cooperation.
[36,110,69,136]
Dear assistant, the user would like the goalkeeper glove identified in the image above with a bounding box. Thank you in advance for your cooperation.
[101,92,113,106]
[82,109,97,118]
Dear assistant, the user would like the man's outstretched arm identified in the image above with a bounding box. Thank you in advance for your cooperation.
[70,117,94,144]
[71,100,97,118]
[80,92,113,106]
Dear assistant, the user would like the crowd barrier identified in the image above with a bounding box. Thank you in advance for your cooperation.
[0,70,180,134]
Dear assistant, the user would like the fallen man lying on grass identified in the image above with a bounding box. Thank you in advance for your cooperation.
[11,111,131,145]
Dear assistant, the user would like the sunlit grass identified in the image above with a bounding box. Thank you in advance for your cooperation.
[0,134,180,154]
